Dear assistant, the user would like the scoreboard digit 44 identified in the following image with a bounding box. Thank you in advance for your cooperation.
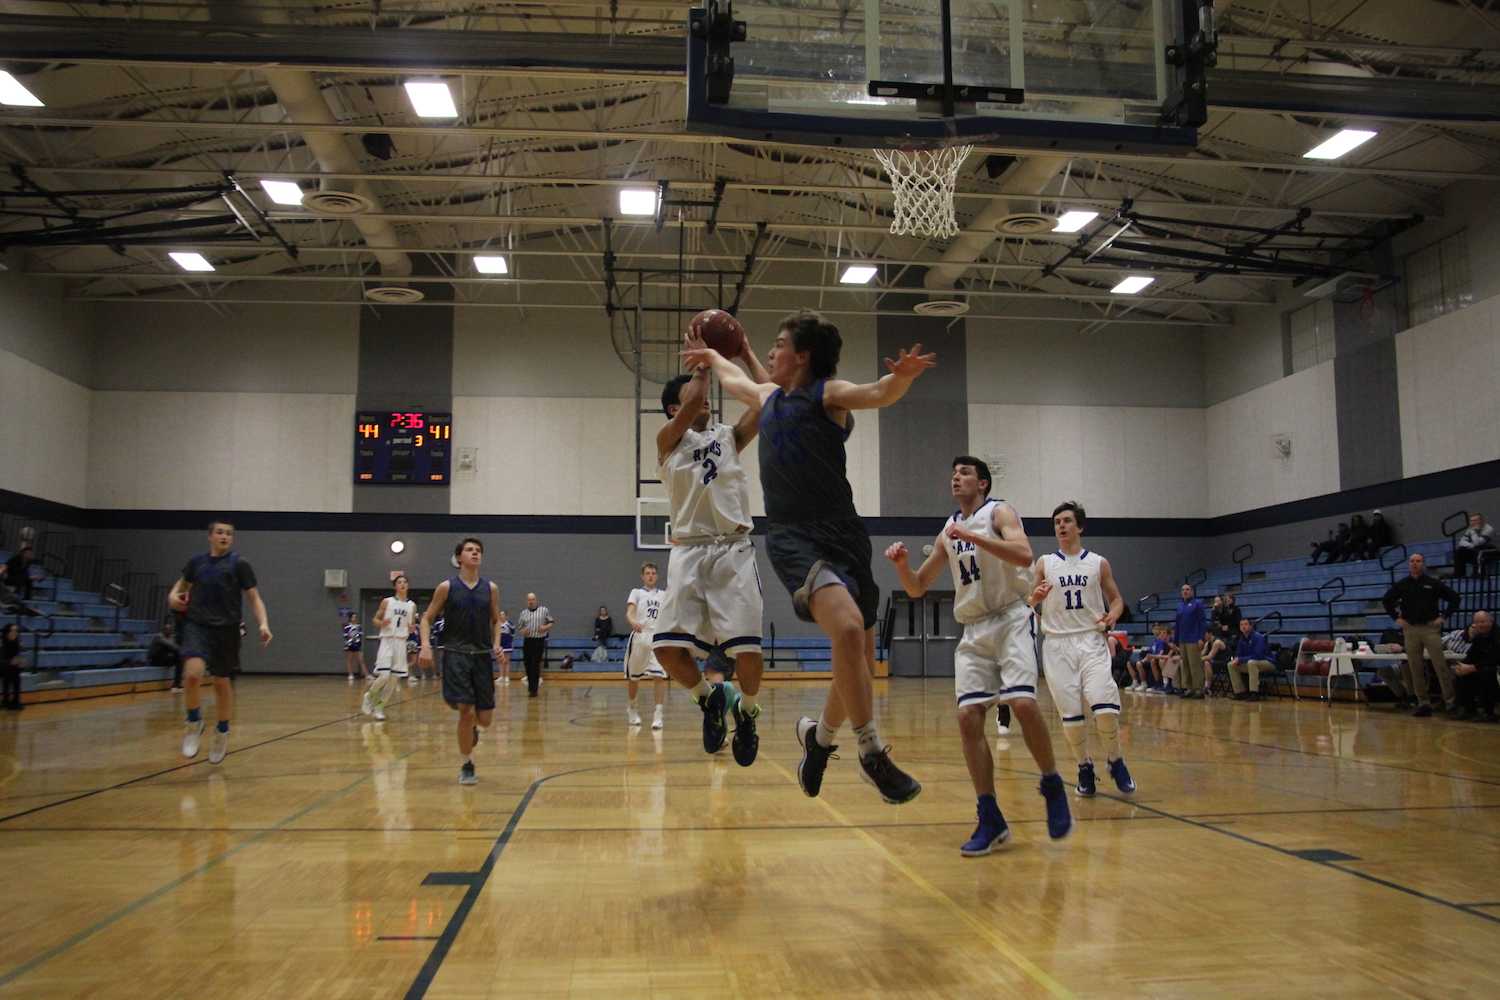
[355,411,453,484]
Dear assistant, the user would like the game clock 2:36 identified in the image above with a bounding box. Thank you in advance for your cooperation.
[353,411,453,485]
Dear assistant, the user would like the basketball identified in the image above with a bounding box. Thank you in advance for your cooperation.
[690,308,746,358]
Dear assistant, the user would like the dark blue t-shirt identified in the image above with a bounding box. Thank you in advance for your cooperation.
[758,379,858,524]
[182,552,257,628]
[443,575,493,653]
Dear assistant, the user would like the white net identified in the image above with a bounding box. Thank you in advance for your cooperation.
[872,144,973,239]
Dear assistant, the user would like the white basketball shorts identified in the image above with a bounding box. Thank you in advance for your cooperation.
[374,637,409,677]
[625,629,668,681]
[653,537,763,659]
[954,602,1039,708]
[1042,630,1121,724]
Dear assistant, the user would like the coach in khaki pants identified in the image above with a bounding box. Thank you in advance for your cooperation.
[1382,553,1461,717]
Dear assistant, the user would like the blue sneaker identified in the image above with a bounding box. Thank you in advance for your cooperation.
[960,800,1010,857]
[699,683,728,754]
[1075,761,1097,797]
[1109,757,1136,794]
[1039,773,1073,840]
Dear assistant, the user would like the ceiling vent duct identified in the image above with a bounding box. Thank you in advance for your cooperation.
[303,189,376,216]
[913,298,970,317]
[994,212,1054,235]
[364,285,425,304]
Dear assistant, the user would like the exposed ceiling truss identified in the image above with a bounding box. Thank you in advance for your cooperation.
[0,0,1497,330]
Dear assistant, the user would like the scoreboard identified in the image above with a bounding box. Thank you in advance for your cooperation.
[354,411,453,485]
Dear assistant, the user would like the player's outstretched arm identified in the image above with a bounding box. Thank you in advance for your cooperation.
[883,532,948,597]
[946,500,1034,568]
[1097,558,1126,629]
[736,336,772,384]
[656,363,709,461]
[822,343,937,411]
[683,335,775,409]
[418,581,449,668]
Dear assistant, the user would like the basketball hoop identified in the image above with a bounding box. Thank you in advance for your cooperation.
[873,144,973,240]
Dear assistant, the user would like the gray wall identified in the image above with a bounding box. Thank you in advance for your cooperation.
[85,522,1207,673]
[0,262,91,385]
[878,312,969,515]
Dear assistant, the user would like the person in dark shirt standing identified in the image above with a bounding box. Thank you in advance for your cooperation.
[168,520,273,763]
[1173,584,1209,699]
[1451,611,1498,722]
[1382,552,1461,717]
[418,537,502,786]
[686,310,935,805]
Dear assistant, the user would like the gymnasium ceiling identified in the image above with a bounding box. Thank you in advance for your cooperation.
[1,0,1499,330]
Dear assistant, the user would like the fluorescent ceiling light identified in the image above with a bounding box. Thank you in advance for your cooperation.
[619,188,658,216]
[403,80,458,119]
[840,264,878,285]
[1053,210,1099,233]
[0,71,43,108]
[1111,276,1154,295]
[259,179,304,206]
[1303,128,1377,160]
[473,255,509,275]
[169,252,215,273]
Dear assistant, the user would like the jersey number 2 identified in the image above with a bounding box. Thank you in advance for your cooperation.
[1063,589,1084,610]
[957,555,981,586]
[701,457,718,485]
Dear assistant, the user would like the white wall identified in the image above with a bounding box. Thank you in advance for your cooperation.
[968,404,1205,518]
[1395,295,1500,478]
[966,321,1206,407]
[0,349,90,507]
[1205,361,1340,517]
[87,392,353,511]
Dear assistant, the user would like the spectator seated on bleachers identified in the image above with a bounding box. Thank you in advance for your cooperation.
[1229,618,1272,700]
[1450,611,1497,723]
[1454,513,1497,579]
[1309,523,1349,565]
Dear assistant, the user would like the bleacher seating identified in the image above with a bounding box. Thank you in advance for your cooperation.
[2,546,166,701]
[1121,537,1493,700]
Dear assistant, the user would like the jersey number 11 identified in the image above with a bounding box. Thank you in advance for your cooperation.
[1062,589,1084,610]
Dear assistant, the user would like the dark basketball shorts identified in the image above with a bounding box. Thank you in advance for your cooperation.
[179,621,241,678]
[442,650,496,711]
[766,517,880,630]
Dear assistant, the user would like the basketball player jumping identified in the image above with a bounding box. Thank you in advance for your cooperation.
[363,574,416,721]
[1033,502,1136,798]
[418,538,502,786]
[625,562,669,730]
[685,310,931,803]
[168,519,272,764]
[652,346,767,765]
[885,458,1073,854]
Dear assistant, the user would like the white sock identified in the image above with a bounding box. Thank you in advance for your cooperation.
[689,679,711,701]
[853,720,882,758]
[815,718,838,748]
[739,692,760,716]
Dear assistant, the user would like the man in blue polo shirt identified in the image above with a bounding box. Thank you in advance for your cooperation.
[1229,617,1273,700]
[1173,583,1208,699]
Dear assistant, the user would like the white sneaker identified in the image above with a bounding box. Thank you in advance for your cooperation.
[652,706,665,730]
[996,724,1010,737]
[627,707,642,726]
[182,720,205,758]
[347,675,355,684]
[208,729,228,765]
[373,707,386,721]
[361,691,374,715]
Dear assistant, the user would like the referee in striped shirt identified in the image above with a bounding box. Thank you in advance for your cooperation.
[517,594,554,697]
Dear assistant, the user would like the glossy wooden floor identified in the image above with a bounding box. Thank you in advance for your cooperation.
[1,676,1499,999]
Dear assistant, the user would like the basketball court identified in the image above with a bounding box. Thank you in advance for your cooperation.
[3,1,1500,997]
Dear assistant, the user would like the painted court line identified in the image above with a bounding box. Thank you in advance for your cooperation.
[766,760,1074,999]
[0,751,417,989]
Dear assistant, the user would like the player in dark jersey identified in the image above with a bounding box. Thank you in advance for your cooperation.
[167,519,272,764]
[418,537,502,786]
[685,310,935,805]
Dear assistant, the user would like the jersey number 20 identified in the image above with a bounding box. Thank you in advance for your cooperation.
[957,555,981,586]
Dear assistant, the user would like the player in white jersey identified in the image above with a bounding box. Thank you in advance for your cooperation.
[1033,502,1136,797]
[363,575,416,721]
[625,562,669,729]
[651,347,768,766]
[886,457,1073,855]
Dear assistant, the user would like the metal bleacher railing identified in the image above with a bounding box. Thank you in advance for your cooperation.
[1315,575,1347,638]
[1231,543,1254,586]
[1441,508,1470,565]
[1184,567,1207,589]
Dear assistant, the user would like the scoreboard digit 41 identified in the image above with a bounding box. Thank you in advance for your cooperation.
[354,411,453,484]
